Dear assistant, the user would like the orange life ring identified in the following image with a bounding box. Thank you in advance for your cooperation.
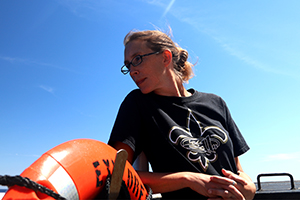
[3,139,150,200]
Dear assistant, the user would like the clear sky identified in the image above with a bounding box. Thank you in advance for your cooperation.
[1,0,300,189]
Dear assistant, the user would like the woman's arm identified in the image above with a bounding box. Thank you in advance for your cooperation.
[112,142,193,193]
[111,142,246,199]
[138,170,246,199]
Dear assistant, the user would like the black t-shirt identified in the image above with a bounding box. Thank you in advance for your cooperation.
[108,89,249,199]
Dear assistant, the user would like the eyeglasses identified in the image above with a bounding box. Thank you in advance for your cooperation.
[121,51,160,75]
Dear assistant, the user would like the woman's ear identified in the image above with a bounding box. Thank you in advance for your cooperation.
[162,49,172,67]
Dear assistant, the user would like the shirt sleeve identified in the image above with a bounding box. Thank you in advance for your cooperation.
[221,98,250,157]
[108,90,143,157]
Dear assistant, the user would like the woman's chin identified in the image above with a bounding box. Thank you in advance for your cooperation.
[138,87,152,94]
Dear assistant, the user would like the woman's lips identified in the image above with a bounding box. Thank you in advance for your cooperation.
[135,78,146,87]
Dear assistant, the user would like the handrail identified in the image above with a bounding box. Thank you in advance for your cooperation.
[256,173,295,191]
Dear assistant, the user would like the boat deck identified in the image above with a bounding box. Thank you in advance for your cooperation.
[255,180,300,191]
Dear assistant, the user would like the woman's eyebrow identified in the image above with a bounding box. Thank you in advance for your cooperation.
[131,51,141,58]
[124,52,142,63]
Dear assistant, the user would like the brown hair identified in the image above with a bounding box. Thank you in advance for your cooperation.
[124,29,194,83]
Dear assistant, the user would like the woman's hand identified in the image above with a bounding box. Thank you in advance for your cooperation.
[187,171,245,199]
[209,169,256,200]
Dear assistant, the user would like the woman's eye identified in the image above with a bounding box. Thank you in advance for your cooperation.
[132,56,142,65]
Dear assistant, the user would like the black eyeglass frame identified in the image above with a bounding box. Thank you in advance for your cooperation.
[121,51,161,75]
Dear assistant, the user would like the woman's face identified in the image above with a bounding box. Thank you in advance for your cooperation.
[124,40,168,95]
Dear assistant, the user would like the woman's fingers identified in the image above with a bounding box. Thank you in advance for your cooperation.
[208,185,245,200]
[207,170,249,200]
[222,169,248,185]
[210,175,237,186]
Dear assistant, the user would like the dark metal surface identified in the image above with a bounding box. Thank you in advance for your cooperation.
[257,173,295,191]
[254,173,300,199]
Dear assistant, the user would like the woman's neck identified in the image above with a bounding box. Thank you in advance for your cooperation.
[154,74,191,97]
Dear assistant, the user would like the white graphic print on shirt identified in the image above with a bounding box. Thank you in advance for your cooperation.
[169,108,228,172]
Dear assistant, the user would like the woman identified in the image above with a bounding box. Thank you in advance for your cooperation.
[108,29,256,199]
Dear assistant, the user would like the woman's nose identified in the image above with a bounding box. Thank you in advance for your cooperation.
[130,67,139,76]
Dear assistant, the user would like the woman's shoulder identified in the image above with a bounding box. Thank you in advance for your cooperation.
[191,89,226,106]
[126,89,143,98]
[127,88,142,96]
[191,89,222,100]
[123,89,150,102]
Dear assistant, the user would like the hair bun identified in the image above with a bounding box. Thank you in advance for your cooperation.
[177,49,188,69]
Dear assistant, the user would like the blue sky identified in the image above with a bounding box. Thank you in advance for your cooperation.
[1,0,300,189]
